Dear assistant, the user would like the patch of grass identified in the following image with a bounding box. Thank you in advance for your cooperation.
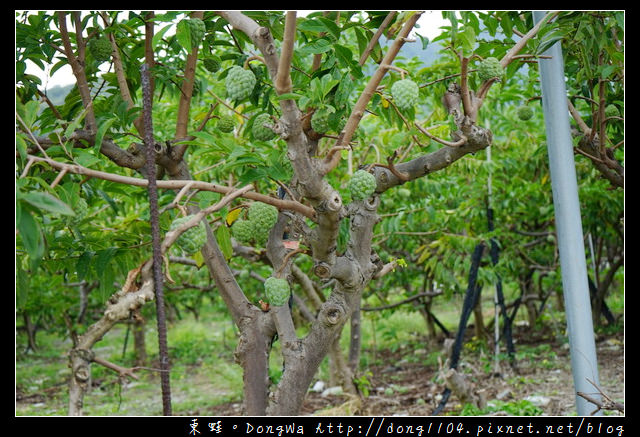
[16,308,246,416]
[458,399,544,416]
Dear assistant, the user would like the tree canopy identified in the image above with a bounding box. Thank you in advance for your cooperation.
[16,10,623,416]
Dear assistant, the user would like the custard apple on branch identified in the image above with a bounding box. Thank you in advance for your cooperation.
[88,37,112,62]
[248,202,279,230]
[391,78,419,110]
[477,57,503,82]
[66,198,88,227]
[170,215,207,255]
[225,66,256,102]
[349,170,377,201]
[311,107,332,134]
[217,115,236,133]
[231,218,254,245]
[517,105,534,121]
[252,113,276,141]
[184,18,205,49]
[264,277,290,307]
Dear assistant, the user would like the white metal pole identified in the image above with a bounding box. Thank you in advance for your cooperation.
[533,11,602,416]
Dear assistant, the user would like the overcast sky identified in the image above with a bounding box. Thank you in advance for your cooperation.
[23,11,448,89]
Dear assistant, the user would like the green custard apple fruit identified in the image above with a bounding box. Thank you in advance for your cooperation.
[477,57,503,82]
[398,188,411,199]
[517,105,534,121]
[311,108,331,134]
[225,66,256,101]
[605,104,620,118]
[217,115,236,133]
[391,78,419,110]
[264,277,290,307]
[203,56,220,73]
[252,113,276,141]
[349,169,377,201]
[248,202,279,230]
[170,215,207,255]
[231,219,254,245]
[88,37,112,62]
[185,18,205,49]
[66,198,88,227]
[247,201,278,246]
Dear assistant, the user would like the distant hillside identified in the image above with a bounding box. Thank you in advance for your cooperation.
[44,83,74,106]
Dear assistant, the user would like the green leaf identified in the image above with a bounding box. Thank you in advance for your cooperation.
[275,92,303,101]
[298,18,329,34]
[95,247,119,277]
[76,251,93,281]
[94,117,116,153]
[152,24,173,50]
[17,100,41,129]
[188,130,219,145]
[17,209,44,261]
[334,44,354,68]
[416,33,430,50]
[299,37,333,55]
[216,224,233,261]
[459,26,476,54]
[317,16,341,40]
[20,192,75,216]
[16,263,30,309]
[175,19,192,52]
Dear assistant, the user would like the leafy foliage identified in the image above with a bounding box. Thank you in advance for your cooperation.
[15,10,623,416]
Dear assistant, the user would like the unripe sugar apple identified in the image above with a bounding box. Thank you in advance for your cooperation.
[311,108,331,134]
[477,57,503,82]
[349,170,377,201]
[391,78,419,110]
[185,18,205,49]
[605,104,620,118]
[264,277,290,307]
[248,202,278,229]
[203,56,220,73]
[517,105,534,121]
[252,113,276,141]
[225,66,256,101]
[88,37,112,62]
[170,215,207,255]
[231,219,254,245]
[217,115,236,133]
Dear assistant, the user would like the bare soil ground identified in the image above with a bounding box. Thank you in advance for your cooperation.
[207,327,624,417]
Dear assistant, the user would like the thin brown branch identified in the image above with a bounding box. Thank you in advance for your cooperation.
[92,356,140,380]
[459,56,473,117]
[275,248,306,277]
[567,99,592,135]
[359,12,398,65]
[338,12,423,148]
[275,11,296,95]
[99,12,143,136]
[384,151,410,181]
[414,122,467,148]
[23,154,316,219]
[57,12,97,132]
[16,113,51,160]
[362,291,441,311]
[175,11,204,151]
[320,146,350,175]
[500,11,558,69]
